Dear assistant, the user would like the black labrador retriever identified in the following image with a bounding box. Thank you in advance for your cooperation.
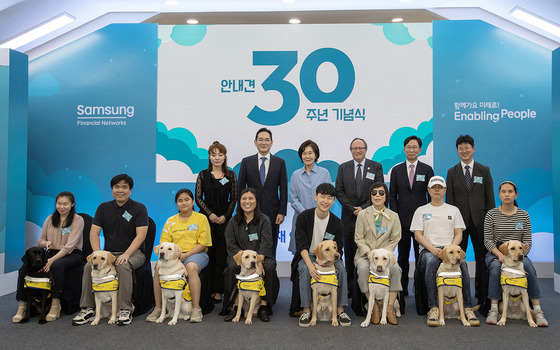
[20,247,53,324]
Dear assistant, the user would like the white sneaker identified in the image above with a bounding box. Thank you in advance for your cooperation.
[427,308,439,327]
[533,310,548,327]
[486,309,499,325]
[117,309,132,326]
[190,308,202,323]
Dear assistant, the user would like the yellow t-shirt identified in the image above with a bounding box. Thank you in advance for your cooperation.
[160,212,212,252]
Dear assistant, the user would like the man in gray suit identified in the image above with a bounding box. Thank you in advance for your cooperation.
[335,138,383,295]
[446,134,494,311]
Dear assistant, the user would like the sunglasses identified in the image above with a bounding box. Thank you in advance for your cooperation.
[371,190,385,196]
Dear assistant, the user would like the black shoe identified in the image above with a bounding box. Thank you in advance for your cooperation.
[398,293,406,315]
[258,305,270,322]
[212,297,222,304]
[224,307,238,322]
[218,308,229,316]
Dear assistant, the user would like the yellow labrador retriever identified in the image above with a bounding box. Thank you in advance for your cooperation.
[88,251,118,326]
[498,240,536,327]
[154,242,191,325]
[232,250,265,325]
[310,240,340,327]
[436,245,470,326]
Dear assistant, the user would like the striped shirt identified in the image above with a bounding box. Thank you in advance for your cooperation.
[483,207,532,253]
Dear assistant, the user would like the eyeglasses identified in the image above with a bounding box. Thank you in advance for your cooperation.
[457,146,472,152]
[405,146,419,151]
[350,147,366,151]
[371,190,385,196]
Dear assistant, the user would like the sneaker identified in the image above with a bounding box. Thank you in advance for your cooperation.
[72,308,95,326]
[117,309,132,326]
[146,307,161,322]
[533,310,548,327]
[486,309,499,325]
[338,312,351,327]
[465,309,480,327]
[299,312,311,328]
[427,307,439,327]
[190,308,203,323]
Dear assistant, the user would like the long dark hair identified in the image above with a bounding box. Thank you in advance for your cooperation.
[207,141,233,179]
[234,188,261,225]
[51,191,76,228]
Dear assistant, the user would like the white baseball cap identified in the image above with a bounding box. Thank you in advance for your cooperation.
[428,176,447,188]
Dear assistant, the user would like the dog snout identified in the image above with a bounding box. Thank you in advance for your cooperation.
[93,263,98,270]
[517,253,524,261]
[250,260,257,269]
[159,252,165,259]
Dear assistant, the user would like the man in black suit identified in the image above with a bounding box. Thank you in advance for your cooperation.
[445,134,495,310]
[389,135,433,296]
[238,127,288,256]
[335,138,383,294]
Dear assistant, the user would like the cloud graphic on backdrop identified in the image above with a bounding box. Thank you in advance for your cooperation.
[159,25,208,47]
[156,154,198,183]
[372,118,433,173]
[373,23,432,47]
[156,122,208,177]
[29,73,60,97]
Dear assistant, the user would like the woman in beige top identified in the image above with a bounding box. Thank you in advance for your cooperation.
[13,191,84,323]
[354,183,402,324]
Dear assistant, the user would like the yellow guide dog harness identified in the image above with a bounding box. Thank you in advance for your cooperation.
[436,272,462,304]
[92,275,119,292]
[500,268,528,289]
[236,273,266,297]
[24,276,52,291]
[368,272,390,287]
[160,274,191,301]
[310,270,339,287]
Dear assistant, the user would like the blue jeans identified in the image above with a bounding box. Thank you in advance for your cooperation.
[485,252,540,300]
[418,251,473,309]
[298,256,348,308]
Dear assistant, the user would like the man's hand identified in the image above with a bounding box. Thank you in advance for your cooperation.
[275,214,285,225]
[308,263,320,281]
[353,206,363,216]
[116,253,130,266]
[429,247,442,257]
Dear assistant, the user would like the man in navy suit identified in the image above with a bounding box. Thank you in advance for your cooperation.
[445,135,494,310]
[238,127,288,256]
[389,135,433,297]
[335,138,383,294]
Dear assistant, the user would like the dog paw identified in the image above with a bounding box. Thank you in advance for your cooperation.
[155,317,164,324]
[529,321,538,328]
[462,321,471,327]
[309,319,317,326]
[168,319,177,326]
[380,318,387,325]
[497,318,506,326]
[439,319,446,326]
[232,316,240,323]
[331,320,339,327]
[360,321,370,328]
[108,318,116,325]
[91,319,99,326]
[183,315,190,321]
[244,318,253,325]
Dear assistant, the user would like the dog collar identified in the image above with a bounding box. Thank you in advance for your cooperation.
[92,275,119,292]
[237,278,266,297]
[368,272,390,287]
[500,275,528,289]
[24,276,52,291]
[501,267,526,276]
[443,296,458,305]
[236,273,260,281]
[311,273,339,287]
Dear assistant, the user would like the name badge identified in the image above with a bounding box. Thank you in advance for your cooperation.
[61,227,71,235]
[219,177,229,185]
[422,213,432,220]
[249,233,259,241]
[474,176,483,184]
[448,216,452,220]
[365,172,376,181]
[416,174,425,182]
[188,224,198,231]
[515,222,524,230]
[122,211,132,222]
[376,226,388,235]
[324,232,335,241]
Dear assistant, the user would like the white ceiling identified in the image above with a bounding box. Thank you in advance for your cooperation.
[1,0,559,60]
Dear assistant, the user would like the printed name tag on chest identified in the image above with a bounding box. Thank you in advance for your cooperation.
[365,172,376,181]
[122,211,132,222]
[416,174,425,182]
[248,233,259,241]
[61,227,71,235]
[219,177,229,185]
[188,224,198,231]
[324,232,335,241]
[473,176,483,184]
[376,226,388,235]
[423,213,432,220]
[515,222,524,230]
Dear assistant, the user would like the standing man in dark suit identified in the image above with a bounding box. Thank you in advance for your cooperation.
[238,127,288,256]
[389,135,433,297]
[335,138,383,294]
[445,134,495,309]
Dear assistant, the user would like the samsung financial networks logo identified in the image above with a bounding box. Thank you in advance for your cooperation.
[76,104,135,126]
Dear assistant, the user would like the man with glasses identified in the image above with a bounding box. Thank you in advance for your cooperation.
[238,127,288,256]
[445,135,494,313]
[335,138,383,296]
[389,136,433,300]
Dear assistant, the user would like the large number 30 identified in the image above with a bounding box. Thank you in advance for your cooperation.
[247,48,355,126]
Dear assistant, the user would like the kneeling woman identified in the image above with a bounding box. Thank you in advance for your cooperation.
[146,189,211,323]
[222,188,280,322]
[354,183,402,324]
[13,191,84,323]
[484,180,547,326]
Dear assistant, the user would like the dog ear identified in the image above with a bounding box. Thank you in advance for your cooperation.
[521,243,528,256]
[389,251,397,266]
[154,245,160,255]
[107,252,116,265]
[460,248,466,261]
[437,247,447,262]
[498,242,509,256]
[21,251,30,265]
[233,251,243,266]
[174,244,183,259]
[86,252,94,264]
[314,244,323,261]
[258,254,265,264]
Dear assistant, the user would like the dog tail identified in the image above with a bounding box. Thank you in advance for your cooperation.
[467,305,481,312]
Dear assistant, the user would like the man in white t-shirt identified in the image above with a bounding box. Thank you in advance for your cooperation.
[410,176,479,327]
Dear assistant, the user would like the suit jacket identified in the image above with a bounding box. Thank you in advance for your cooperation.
[389,161,434,228]
[238,153,288,219]
[445,161,495,229]
[354,206,401,265]
[290,208,344,281]
[335,159,384,229]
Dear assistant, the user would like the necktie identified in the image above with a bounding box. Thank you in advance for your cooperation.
[409,164,415,189]
[260,157,266,185]
[356,163,363,194]
[465,165,471,190]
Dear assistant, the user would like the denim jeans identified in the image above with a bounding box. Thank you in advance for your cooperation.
[485,252,540,300]
[298,256,348,308]
[418,251,473,309]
